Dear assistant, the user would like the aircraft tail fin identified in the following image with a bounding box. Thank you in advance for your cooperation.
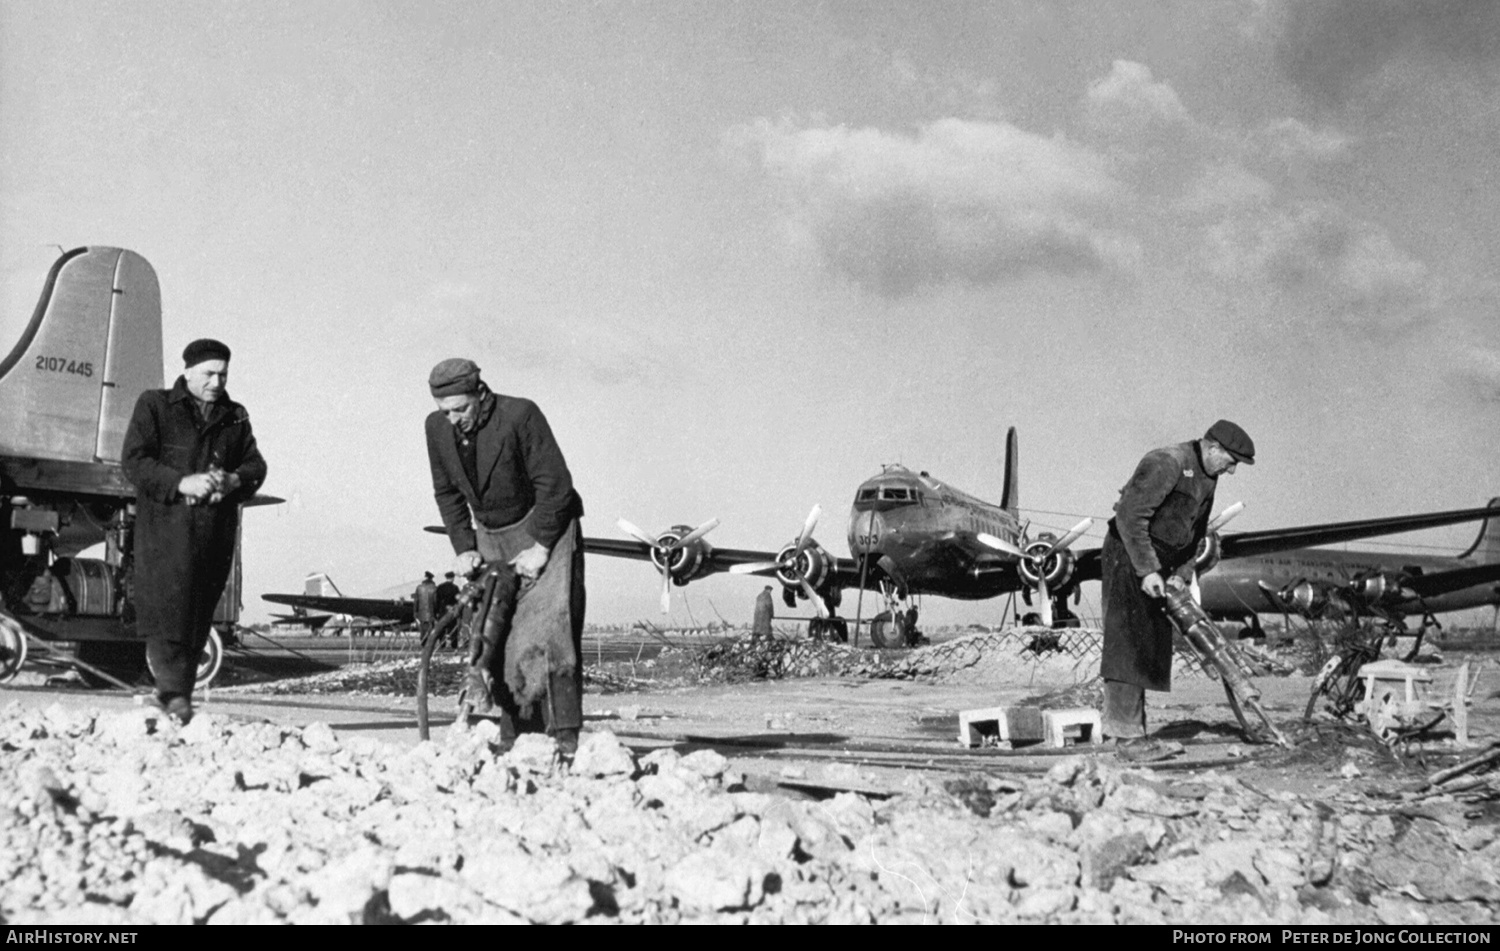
[0,247,162,463]
[304,572,344,597]
[1457,497,1500,563]
[999,426,1019,516]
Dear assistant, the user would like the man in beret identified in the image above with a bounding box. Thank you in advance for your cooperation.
[425,358,586,752]
[1099,419,1254,741]
[122,339,267,724]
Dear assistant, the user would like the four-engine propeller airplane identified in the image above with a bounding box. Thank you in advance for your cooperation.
[1199,499,1500,638]
[584,429,1500,647]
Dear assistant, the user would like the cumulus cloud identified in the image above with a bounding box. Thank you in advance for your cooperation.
[1203,201,1434,326]
[1258,0,1500,106]
[725,117,1137,296]
[1084,60,1192,133]
[1176,162,1275,216]
[1253,117,1352,164]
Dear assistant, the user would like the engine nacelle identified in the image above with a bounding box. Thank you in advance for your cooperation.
[774,541,830,595]
[1194,533,1223,575]
[1016,537,1075,590]
[648,525,713,585]
[1278,579,1352,619]
[1350,571,1408,607]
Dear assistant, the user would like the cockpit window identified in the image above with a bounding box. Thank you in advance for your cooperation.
[881,487,911,501]
[857,488,878,502]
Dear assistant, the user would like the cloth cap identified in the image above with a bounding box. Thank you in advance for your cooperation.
[423,571,434,580]
[444,571,456,579]
[1205,419,1255,465]
[428,358,482,397]
[182,338,231,367]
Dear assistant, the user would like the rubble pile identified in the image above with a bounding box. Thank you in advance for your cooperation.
[3,701,1497,924]
[691,638,908,683]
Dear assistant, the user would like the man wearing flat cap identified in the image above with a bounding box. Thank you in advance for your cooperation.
[1099,419,1255,741]
[424,358,586,752]
[122,339,267,724]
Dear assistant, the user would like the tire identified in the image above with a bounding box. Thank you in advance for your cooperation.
[868,611,902,649]
[145,627,225,691]
[829,618,849,644]
[0,618,26,684]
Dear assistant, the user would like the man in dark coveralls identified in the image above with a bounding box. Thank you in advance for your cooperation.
[122,339,267,724]
[1100,419,1254,740]
[424,358,586,752]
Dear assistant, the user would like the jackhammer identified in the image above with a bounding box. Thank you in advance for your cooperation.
[1162,584,1290,747]
[416,562,514,741]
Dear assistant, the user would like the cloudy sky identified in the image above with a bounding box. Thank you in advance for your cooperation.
[3,0,1497,626]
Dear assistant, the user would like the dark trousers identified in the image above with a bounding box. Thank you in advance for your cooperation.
[134,503,236,700]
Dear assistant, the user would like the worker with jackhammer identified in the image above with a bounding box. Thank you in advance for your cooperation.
[424,358,586,754]
[1100,419,1255,741]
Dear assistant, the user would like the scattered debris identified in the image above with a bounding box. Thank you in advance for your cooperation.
[4,698,1498,924]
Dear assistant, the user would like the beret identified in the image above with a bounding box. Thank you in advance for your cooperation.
[429,358,482,397]
[182,338,231,367]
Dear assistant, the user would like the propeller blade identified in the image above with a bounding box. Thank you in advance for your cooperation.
[660,568,672,614]
[728,560,782,575]
[1207,502,1245,534]
[799,577,829,619]
[977,532,1025,557]
[617,518,658,547]
[1043,517,1095,557]
[1038,572,1052,628]
[793,505,822,558]
[675,517,720,547]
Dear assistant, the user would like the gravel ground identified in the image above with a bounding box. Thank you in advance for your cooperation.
[4,691,1499,925]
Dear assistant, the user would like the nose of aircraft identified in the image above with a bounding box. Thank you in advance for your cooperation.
[848,509,885,556]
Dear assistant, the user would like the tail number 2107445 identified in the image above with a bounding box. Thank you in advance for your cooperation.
[35,356,94,377]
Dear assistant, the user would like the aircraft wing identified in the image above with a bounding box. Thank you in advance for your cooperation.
[583,538,863,586]
[1217,504,1500,560]
[1405,562,1500,599]
[260,593,415,625]
[1070,503,1500,584]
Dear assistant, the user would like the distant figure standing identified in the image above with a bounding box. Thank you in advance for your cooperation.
[414,572,438,643]
[435,570,461,648]
[1100,419,1254,740]
[752,585,774,641]
[424,358,586,752]
[122,339,267,725]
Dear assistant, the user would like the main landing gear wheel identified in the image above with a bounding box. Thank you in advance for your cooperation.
[868,610,911,649]
[0,620,26,684]
[146,627,225,691]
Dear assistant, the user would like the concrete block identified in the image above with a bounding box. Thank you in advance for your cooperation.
[958,705,1045,748]
[1042,708,1102,748]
